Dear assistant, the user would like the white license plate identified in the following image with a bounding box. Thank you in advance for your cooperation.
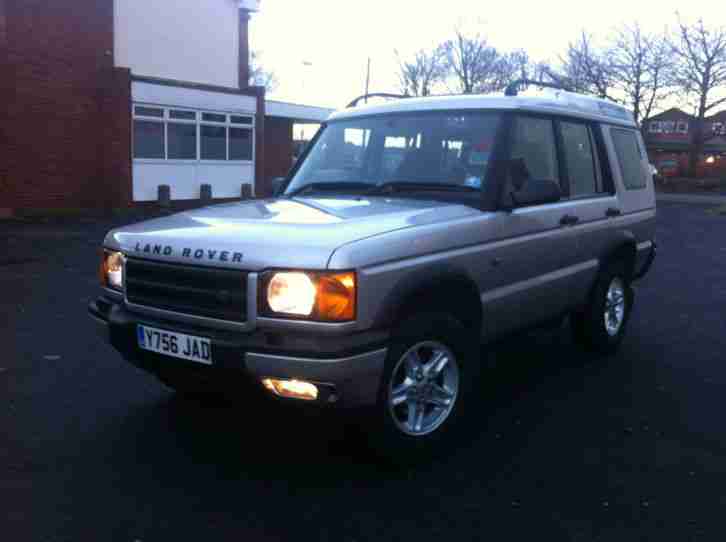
[137,325,212,365]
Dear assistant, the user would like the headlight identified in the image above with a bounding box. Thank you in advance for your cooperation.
[262,270,356,322]
[99,250,124,290]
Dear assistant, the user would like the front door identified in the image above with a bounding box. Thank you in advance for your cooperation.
[483,115,586,338]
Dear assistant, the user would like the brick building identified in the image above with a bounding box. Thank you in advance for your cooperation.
[643,108,726,178]
[1,0,332,216]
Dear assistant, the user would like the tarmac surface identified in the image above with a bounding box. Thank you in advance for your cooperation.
[2,201,725,541]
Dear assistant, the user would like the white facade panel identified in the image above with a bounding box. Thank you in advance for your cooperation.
[133,162,254,202]
[115,0,241,89]
[132,81,257,113]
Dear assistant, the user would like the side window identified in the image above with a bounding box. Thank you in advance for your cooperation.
[560,121,599,197]
[611,129,647,190]
[510,116,560,188]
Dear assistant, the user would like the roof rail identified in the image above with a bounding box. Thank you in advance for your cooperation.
[347,93,409,108]
[504,79,573,97]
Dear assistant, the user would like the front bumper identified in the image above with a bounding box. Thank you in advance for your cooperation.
[89,297,388,407]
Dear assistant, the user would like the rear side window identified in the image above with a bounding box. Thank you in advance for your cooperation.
[611,129,646,190]
[510,117,560,187]
[560,121,599,197]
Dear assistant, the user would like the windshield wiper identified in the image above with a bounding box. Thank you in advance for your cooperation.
[287,182,374,197]
[365,181,480,195]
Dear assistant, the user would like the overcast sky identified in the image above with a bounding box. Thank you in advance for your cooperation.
[250,1,709,110]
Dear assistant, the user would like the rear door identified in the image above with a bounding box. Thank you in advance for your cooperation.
[550,119,619,301]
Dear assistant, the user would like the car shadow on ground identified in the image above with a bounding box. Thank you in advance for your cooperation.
[97,324,605,484]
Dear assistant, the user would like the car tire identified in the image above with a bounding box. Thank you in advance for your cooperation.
[367,312,479,463]
[570,261,634,355]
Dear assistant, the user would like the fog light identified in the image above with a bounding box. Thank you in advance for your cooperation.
[261,378,318,401]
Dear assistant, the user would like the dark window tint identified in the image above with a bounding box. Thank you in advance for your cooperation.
[167,123,197,159]
[611,129,646,190]
[230,115,253,125]
[135,106,164,118]
[229,127,253,160]
[560,121,598,196]
[169,110,196,120]
[202,112,226,123]
[133,120,164,159]
[201,125,226,160]
[510,117,560,187]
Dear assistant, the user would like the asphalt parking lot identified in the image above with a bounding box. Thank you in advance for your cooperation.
[2,202,725,541]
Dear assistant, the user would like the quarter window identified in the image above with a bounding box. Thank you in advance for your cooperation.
[510,116,560,187]
[560,121,599,197]
[611,129,646,190]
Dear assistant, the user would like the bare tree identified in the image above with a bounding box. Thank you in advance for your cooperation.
[490,50,531,91]
[547,31,617,100]
[395,47,447,97]
[609,24,674,124]
[442,28,500,94]
[249,50,278,92]
[671,17,726,176]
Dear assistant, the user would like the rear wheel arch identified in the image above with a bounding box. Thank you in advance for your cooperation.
[600,236,637,280]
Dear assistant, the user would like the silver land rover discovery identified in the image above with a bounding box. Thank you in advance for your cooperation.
[90,82,656,457]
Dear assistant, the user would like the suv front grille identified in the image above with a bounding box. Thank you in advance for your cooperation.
[125,258,247,323]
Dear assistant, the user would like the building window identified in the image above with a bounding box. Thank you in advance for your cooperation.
[677,121,689,134]
[133,120,165,159]
[135,106,164,118]
[662,121,675,134]
[167,123,197,160]
[649,121,662,134]
[132,104,254,162]
[713,122,724,136]
[201,125,227,160]
[229,127,253,160]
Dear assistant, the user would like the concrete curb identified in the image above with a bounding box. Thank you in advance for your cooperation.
[657,193,726,205]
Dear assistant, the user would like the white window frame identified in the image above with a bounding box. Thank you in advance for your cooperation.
[649,121,662,134]
[662,120,675,134]
[713,122,724,136]
[132,103,255,165]
[676,121,689,134]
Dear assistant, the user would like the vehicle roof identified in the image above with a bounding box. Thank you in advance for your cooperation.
[328,90,637,128]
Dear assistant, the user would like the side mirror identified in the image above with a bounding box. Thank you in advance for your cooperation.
[271,177,286,197]
[510,179,561,208]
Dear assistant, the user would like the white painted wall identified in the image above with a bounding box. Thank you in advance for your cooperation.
[115,0,240,88]
[133,162,254,202]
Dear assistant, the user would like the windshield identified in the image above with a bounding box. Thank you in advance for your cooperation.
[284,111,502,195]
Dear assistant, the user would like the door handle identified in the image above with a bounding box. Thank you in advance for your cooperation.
[605,207,622,218]
[559,214,579,226]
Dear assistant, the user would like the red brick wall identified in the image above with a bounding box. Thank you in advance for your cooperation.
[263,117,294,196]
[3,0,130,211]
